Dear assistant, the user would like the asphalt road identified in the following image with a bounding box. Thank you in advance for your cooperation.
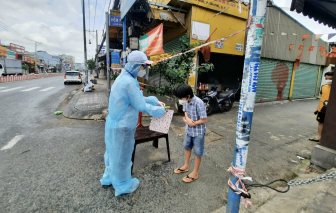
[0,76,321,212]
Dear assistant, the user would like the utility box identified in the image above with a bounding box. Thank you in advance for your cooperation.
[130,37,139,50]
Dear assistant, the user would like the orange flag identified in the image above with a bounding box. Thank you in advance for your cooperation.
[309,46,315,51]
[302,34,311,41]
[332,47,336,53]
[321,52,326,56]
[298,45,304,50]
[325,53,330,57]
[319,47,326,52]
[289,44,294,50]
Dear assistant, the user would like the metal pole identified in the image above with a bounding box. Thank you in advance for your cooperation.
[123,16,126,66]
[35,42,37,74]
[106,12,110,89]
[82,0,88,84]
[96,30,99,78]
[226,0,267,212]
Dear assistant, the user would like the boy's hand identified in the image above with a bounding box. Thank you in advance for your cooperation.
[183,117,196,127]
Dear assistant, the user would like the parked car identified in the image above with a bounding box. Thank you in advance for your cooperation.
[64,71,82,84]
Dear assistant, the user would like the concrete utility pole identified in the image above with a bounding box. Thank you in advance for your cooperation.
[82,0,89,84]
[106,12,110,89]
[226,0,267,212]
[35,42,37,74]
[123,16,126,67]
[96,30,99,78]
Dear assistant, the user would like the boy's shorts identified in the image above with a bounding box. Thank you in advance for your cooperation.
[183,133,205,157]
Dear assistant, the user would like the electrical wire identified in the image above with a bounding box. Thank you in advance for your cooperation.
[88,0,91,31]
[0,21,43,44]
[93,0,98,30]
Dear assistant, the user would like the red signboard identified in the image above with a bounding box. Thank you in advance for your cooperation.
[10,43,25,53]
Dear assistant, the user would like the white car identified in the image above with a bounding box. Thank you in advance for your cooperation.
[64,71,82,84]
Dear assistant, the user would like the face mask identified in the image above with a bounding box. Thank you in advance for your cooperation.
[138,69,146,77]
[179,100,188,105]
[326,79,332,85]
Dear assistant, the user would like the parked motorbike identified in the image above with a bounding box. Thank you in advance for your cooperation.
[202,80,240,115]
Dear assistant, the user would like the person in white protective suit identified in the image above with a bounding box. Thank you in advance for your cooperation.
[101,51,165,196]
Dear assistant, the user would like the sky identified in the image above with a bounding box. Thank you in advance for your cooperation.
[0,0,336,63]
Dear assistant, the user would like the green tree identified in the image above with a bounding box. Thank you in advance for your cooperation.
[87,59,96,70]
[22,65,29,71]
[146,35,214,97]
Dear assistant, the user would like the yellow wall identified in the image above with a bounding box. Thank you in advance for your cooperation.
[190,5,247,56]
[186,0,249,19]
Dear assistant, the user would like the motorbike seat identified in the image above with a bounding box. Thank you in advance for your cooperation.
[218,90,233,98]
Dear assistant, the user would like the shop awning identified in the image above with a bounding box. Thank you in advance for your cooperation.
[290,0,336,29]
[151,8,185,25]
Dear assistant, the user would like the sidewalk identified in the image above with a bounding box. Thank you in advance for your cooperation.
[63,76,109,120]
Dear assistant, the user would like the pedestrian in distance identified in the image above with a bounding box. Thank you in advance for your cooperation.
[174,84,207,183]
[100,51,165,196]
[309,72,333,142]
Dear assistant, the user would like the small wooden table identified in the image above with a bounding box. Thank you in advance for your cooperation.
[132,126,171,174]
[197,88,209,99]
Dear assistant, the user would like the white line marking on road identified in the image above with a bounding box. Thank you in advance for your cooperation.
[0,87,23,92]
[1,135,24,150]
[21,87,40,92]
[40,87,55,91]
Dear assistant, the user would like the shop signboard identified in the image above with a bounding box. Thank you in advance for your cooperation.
[111,52,120,68]
[110,15,122,27]
[0,46,7,58]
[7,50,16,59]
[98,45,106,56]
[10,43,25,53]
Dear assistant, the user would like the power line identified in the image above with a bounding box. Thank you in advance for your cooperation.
[98,0,107,32]
[88,0,91,31]
[0,21,43,44]
[93,0,98,30]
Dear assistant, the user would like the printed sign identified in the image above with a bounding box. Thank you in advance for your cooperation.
[98,45,106,56]
[139,24,164,57]
[110,15,122,27]
[7,50,16,59]
[111,52,120,68]
[0,46,7,58]
[215,40,224,49]
[236,43,243,51]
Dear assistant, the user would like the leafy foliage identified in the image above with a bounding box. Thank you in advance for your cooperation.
[87,59,96,70]
[146,35,214,97]
[22,65,29,71]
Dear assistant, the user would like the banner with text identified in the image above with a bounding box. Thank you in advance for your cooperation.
[139,24,164,57]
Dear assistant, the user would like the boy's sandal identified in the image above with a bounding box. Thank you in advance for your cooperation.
[183,175,198,183]
[309,137,320,142]
[174,167,189,174]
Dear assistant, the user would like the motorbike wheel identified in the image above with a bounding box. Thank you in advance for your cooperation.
[222,99,233,112]
[204,100,213,115]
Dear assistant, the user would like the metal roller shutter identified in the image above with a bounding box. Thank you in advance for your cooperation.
[148,37,183,86]
[256,58,293,103]
[292,63,319,99]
